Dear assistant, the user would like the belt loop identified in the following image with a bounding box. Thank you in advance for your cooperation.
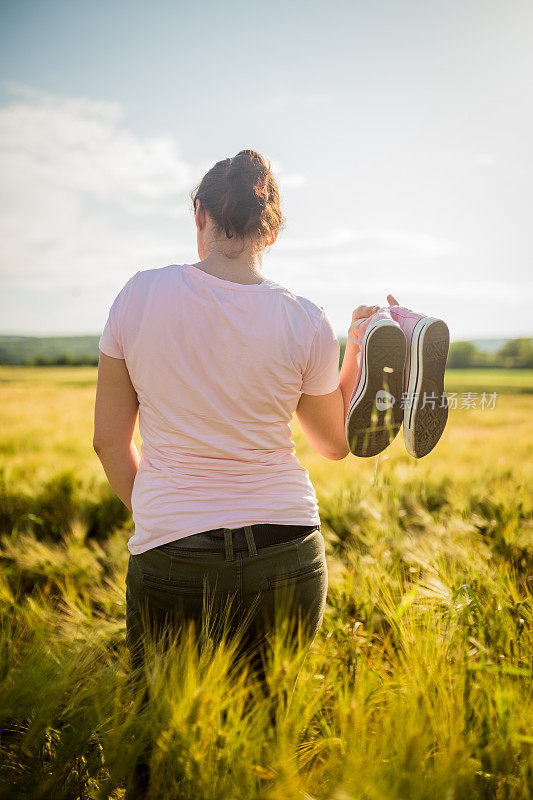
[223,529,234,562]
[244,525,258,557]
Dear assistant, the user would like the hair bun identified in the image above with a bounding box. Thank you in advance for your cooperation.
[190,149,285,244]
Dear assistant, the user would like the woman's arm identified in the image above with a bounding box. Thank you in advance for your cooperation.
[93,352,140,512]
[296,304,380,460]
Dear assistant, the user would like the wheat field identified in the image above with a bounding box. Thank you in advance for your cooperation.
[0,365,531,799]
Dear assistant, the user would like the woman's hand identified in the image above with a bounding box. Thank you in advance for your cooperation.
[348,305,380,345]
[387,294,400,306]
[351,305,379,325]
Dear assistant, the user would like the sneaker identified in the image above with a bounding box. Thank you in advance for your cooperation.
[345,308,407,457]
[388,304,450,458]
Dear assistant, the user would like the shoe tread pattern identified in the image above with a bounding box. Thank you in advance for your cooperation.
[346,326,407,457]
[410,320,450,457]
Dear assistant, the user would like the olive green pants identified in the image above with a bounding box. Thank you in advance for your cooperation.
[124,523,327,798]
[126,524,328,684]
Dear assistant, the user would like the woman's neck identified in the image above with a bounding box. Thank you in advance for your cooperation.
[191,253,266,285]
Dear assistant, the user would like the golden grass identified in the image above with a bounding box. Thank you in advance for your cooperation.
[0,366,531,799]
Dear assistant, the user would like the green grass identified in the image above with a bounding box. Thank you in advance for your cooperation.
[0,366,532,799]
[445,369,533,394]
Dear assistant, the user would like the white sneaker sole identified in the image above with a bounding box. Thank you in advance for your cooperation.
[345,319,407,457]
[403,317,450,458]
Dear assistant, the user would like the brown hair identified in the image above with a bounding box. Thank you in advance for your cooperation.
[190,150,285,249]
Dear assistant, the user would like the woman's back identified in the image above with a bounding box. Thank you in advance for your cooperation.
[98,262,340,554]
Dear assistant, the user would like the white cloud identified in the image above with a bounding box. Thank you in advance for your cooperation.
[473,152,495,167]
[0,82,198,295]
[0,83,308,304]
[1,80,193,213]
[268,155,307,189]
[275,227,456,260]
[276,172,307,189]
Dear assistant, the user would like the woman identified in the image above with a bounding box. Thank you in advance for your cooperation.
[93,149,376,794]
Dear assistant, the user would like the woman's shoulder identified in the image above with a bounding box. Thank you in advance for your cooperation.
[133,264,175,282]
[123,264,181,294]
[131,265,325,329]
[276,287,326,331]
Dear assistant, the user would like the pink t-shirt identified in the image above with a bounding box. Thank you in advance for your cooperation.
[98,263,340,555]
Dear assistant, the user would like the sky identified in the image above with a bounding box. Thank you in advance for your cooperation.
[1,0,532,341]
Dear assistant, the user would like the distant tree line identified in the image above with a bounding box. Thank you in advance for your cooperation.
[0,336,100,366]
[30,353,99,366]
[1,335,532,369]
[446,338,533,369]
[338,337,533,369]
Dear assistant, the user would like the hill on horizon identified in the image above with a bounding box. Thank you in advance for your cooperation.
[0,334,531,366]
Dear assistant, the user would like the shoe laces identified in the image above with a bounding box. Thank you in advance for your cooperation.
[348,316,366,344]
